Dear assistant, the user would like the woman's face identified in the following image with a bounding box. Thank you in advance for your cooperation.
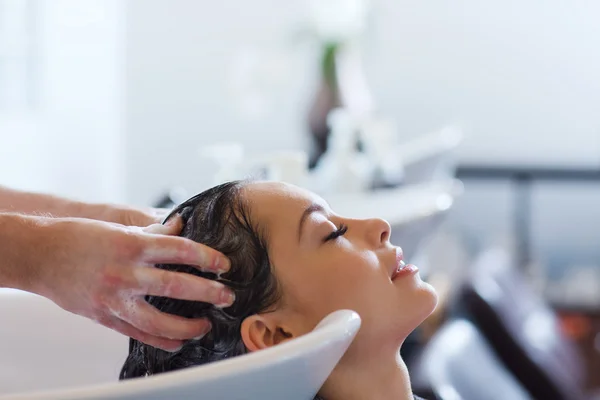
[241,181,437,351]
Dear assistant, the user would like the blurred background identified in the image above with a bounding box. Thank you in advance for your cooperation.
[1,0,600,398]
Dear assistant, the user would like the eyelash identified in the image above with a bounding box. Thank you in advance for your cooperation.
[324,224,348,242]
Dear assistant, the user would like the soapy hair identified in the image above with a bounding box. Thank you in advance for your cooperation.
[119,180,281,377]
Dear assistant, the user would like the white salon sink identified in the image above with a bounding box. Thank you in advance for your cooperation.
[0,290,128,396]
[327,179,463,259]
[0,289,360,400]
[400,127,463,185]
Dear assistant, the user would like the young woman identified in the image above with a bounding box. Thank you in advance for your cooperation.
[120,180,437,400]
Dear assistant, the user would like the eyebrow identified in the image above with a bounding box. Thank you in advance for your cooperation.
[298,203,326,242]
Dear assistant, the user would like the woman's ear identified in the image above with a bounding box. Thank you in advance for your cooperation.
[241,314,295,352]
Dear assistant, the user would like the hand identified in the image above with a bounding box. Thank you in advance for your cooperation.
[99,205,172,227]
[34,216,234,351]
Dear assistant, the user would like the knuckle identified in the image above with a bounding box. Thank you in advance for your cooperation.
[130,330,150,344]
[138,313,162,335]
[123,236,145,260]
[167,238,196,265]
[176,238,195,259]
[161,272,184,298]
[183,319,207,337]
[202,251,218,270]
[208,281,225,303]
[113,230,145,260]
[127,237,146,260]
[98,265,126,288]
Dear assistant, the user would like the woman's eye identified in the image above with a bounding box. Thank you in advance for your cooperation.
[323,224,348,242]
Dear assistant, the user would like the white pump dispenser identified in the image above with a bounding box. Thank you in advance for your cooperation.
[311,107,372,194]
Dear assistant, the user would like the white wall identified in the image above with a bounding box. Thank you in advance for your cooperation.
[123,0,600,206]
[124,0,317,205]
[0,0,124,203]
[367,1,600,166]
[2,1,599,204]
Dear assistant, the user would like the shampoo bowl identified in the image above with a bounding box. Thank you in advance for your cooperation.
[0,289,360,400]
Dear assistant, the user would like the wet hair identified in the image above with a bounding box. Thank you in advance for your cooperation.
[119,180,282,379]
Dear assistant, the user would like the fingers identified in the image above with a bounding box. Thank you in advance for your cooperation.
[117,297,212,341]
[101,316,184,352]
[139,216,230,274]
[139,234,230,274]
[142,214,182,235]
[153,208,172,222]
[133,267,235,306]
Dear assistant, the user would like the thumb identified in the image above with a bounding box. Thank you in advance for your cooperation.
[143,215,183,236]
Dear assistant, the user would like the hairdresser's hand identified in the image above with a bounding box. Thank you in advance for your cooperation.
[97,205,171,227]
[34,216,234,351]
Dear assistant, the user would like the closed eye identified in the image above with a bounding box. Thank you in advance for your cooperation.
[323,224,348,242]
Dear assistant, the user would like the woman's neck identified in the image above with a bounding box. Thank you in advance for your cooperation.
[319,345,413,400]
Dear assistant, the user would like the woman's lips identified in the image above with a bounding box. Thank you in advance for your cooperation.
[392,263,419,280]
[392,248,418,280]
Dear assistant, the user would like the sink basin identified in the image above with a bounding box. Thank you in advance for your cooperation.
[0,289,360,400]
[326,179,463,258]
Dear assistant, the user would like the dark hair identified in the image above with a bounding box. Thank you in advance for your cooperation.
[119,180,282,379]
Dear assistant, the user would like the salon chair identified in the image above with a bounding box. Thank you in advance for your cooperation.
[460,248,596,400]
[411,319,532,400]
[0,289,360,400]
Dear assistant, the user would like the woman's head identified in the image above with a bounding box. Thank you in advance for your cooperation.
[120,180,437,382]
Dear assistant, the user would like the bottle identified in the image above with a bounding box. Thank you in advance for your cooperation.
[306,44,342,169]
[311,107,372,194]
[304,0,374,169]
[359,115,404,189]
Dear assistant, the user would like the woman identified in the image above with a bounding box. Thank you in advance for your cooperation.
[120,180,437,400]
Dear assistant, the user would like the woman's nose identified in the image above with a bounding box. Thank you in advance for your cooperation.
[364,218,391,247]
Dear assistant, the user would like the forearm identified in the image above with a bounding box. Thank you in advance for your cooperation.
[0,185,106,220]
[0,185,163,227]
[0,213,50,292]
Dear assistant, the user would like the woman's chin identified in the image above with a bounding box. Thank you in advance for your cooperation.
[421,280,439,313]
[394,283,439,339]
[413,285,439,329]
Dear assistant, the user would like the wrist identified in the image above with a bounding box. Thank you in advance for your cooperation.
[53,199,163,227]
[0,213,53,293]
